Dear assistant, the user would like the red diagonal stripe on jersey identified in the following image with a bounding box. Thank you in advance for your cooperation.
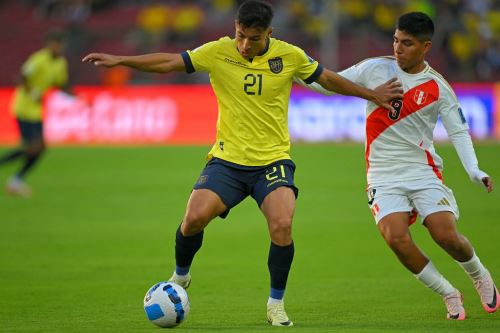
[424,148,443,181]
[365,79,439,174]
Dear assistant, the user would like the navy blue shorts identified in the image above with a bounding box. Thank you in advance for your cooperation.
[193,158,298,218]
[17,118,43,146]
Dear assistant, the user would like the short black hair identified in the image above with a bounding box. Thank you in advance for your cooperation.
[44,29,66,44]
[396,12,434,41]
[236,0,273,30]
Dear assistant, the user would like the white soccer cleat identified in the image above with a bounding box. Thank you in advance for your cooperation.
[443,289,466,320]
[168,272,191,289]
[267,301,293,327]
[473,271,500,313]
[5,177,32,198]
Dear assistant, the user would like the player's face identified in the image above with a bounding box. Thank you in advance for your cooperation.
[234,21,272,60]
[47,40,65,58]
[393,29,431,74]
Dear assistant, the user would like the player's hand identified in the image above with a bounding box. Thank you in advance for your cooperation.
[482,176,493,193]
[373,78,404,113]
[82,53,120,67]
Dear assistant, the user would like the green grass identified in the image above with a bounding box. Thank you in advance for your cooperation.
[1,144,499,332]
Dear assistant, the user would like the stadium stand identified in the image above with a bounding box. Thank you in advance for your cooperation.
[0,0,498,86]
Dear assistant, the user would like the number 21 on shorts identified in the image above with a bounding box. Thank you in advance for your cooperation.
[266,165,286,181]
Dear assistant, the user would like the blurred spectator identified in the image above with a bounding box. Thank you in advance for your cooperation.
[0,0,499,85]
[134,2,172,52]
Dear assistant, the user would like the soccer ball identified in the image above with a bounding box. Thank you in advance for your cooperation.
[144,281,190,328]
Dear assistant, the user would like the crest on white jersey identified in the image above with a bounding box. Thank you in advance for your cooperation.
[413,89,428,105]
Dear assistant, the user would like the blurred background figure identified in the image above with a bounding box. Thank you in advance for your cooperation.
[0,29,69,197]
[0,0,498,86]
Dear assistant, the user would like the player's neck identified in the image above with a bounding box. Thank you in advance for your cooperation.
[403,61,426,74]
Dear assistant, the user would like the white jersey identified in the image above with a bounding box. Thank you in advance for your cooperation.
[337,57,468,186]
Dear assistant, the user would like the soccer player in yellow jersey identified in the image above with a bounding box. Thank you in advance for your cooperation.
[83,0,403,326]
[0,30,68,197]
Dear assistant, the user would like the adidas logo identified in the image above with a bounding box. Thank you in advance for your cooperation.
[437,198,451,206]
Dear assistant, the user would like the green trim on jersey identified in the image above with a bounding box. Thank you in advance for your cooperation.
[185,37,322,166]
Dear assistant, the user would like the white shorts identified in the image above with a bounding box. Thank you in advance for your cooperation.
[366,178,459,224]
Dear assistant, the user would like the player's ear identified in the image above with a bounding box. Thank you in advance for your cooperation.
[423,40,432,55]
[268,26,273,37]
[234,20,240,31]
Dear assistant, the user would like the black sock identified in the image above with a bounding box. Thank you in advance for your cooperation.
[268,241,295,294]
[17,152,42,178]
[0,149,24,165]
[175,225,204,270]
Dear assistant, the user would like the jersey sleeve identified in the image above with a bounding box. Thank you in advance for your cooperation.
[292,46,323,84]
[54,59,68,87]
[182,40,221,74]
[293,57,370,95]
[293,77,335,96]
[439,86,469,136]
[21,53,42,78]
[337,59,371,86]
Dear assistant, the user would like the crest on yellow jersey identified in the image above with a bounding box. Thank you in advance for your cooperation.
[268,57,283,74]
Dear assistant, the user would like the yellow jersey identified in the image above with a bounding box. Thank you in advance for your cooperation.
[12,48,68,121]
[182,37,322,166]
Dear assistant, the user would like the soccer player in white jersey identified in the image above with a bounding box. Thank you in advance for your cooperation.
[83,0,403,327]
[298,12,498,320]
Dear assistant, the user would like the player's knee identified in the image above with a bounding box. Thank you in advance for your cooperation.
[433,232,461,250]
[386,233,412,251]
[182,211,210,235]
[268,216,292,237]
[25,142,45,156]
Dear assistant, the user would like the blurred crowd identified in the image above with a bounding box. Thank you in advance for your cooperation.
[0,0,499,86]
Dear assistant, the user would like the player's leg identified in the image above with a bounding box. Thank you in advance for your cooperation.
[170,188,228,288]
[260,186,295,327]
[16,136,46,179]
[425,212,500,313]
[378,212,464,319]
[0,149,24,165]
[371,183,465,320]
[5,120,44,197]
[0,118,25,166]
[378,212,428,273]
[253,160,297,327]
[170,159,247,288]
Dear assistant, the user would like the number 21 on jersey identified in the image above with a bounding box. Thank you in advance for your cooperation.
[244,74,263,95]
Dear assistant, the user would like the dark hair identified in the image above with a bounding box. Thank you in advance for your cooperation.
[44,29,66,43]
[396,12,434,41]
[236,0,273,30]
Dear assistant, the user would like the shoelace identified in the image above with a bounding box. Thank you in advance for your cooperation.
[444,293,463,315]
[474,275,493,302]
[269,304,288,322]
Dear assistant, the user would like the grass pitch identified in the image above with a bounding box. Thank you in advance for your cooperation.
[1,144,499,332]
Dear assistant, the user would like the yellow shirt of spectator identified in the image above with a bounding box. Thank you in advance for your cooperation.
[182,37,322,166]
[12,48,68,121]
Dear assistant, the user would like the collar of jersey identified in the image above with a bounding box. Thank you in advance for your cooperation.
[234,37,272,63]
[396,60,430,77]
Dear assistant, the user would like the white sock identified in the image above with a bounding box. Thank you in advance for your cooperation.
[267,297,283,305]
[458,253,488,281]
[173,271,190,279]
[415,261,455,296]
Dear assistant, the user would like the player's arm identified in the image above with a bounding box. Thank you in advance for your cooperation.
[448,129,493,192]
[294,77,335,96]
[17,70,45,102]
[441,99,493,192]
[82,53,185,73]
[315,69,403,111]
